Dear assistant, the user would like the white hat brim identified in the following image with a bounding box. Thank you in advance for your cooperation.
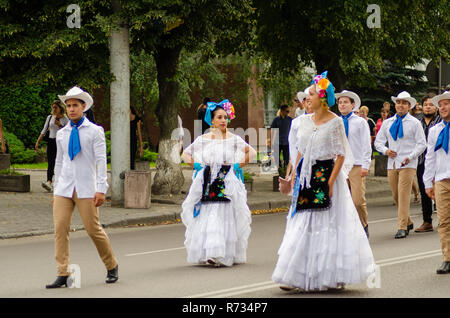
[391,96,416,109]
[335,91,361,111]
[430,91,450,108]
[58,91,93,112]
[296,91,307,101]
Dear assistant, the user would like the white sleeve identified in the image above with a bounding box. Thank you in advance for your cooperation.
[408,121,426,160]
[423,129,438,189]
[53,131,63,193]
[374,121,389,155]
[361,120,372,170]
[93,126,109,194]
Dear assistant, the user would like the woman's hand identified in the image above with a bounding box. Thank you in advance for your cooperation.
[35,143,40,151]
[328,180,334,198]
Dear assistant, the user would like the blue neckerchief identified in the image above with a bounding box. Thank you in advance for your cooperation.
[233,163,244,182]
[341,112,353,137]
[68,116,85,160]
[435,121,450,154]
[389,113,407,141]
[204,99,229,127]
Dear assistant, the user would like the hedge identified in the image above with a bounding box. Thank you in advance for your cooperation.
[3,130,36,163]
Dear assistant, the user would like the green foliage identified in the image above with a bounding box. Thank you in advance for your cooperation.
[3,131,36,164]
[253,0,449,89]
[243,172,254,182]
[0,168,24,175]
[140,149,158,162]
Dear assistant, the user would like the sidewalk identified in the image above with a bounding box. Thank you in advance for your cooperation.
[0,163,395,239]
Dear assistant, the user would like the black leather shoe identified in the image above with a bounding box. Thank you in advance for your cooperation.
[436,261,450,274]
[46,276,68,289]
[106,265,119,284]
[407,223,414,232]
[395,230,407,239]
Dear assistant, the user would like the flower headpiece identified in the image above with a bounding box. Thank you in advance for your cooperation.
[204,99,236,126]
[310,71,335,107]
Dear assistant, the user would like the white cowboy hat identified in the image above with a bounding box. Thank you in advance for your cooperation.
[304,87,310,96]
[58,86,94,111]
[430,91,450,108]
[335,90,361,111]
[296,91,307,102]
[391,91,416,109]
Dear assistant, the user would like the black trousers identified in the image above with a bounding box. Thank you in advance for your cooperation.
[47,138,57,182]
[417,162,433,223]
[278,145,289,168]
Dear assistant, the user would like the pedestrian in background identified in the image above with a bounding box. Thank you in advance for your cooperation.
[375,91,426,239]
[46,86,118,288]
[294,91,306,117]
[415,93,440,233]
[130,106,144,170]
[375,107,390,136]
[423,91,450,274]
[35,100,69,192]
[197,97,211,134]
[269,105,292,170]
[0,114,6,154]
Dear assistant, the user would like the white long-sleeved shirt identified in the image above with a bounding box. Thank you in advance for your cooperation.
[374,113,426,170]
[288,115,302,166]
[423,121,450,188]
[344,113,372,170]
[53,117,109,198]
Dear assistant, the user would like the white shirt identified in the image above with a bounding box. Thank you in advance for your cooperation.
[344,113,372,170]
[374,113,426,170]
[295,108,305,118]
[423,121,450,188]
[53,117,109,198]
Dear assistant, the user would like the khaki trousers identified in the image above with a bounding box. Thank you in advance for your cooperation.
[435,179,450,262]
[387,168,415,230]
[348,166,368,228]
[53,191,118,276]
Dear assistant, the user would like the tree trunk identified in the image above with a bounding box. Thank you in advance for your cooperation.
[314,51,346,92]
[152,45,184,195]
[109,0,130,206]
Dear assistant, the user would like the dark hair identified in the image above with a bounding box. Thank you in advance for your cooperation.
[211,106,227,120]
[203,97,211,105]
[337,96,354,104]
[130,105,137,115]
[421,92,436,105]
[52,100,65,115]
[280,104,289,111]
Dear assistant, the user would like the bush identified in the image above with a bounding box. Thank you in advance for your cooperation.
[0,84,56,149]
[105,131,158,163]
[3,131,36,164]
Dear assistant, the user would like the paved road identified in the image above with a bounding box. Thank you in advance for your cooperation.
[0,203,448,299]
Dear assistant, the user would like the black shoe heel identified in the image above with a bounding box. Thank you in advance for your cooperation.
[46,276,68,289]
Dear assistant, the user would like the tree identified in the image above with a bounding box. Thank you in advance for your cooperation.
[252,0,449,91]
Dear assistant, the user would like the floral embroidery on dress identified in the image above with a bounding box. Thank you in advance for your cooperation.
[201,165,231,203]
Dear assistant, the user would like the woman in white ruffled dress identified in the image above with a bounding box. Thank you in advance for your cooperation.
[181,100,256,267]
[272,72,376,292]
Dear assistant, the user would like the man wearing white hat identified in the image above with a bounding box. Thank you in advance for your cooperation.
[46,86,119,288]
[294,90,307,117]
[375,91,426,239]
[285,88,311,180]
[336,90,372,237]
[423,91,450,274]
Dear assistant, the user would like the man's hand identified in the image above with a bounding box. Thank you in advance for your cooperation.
[401,157,410,167]
[425,188,435,200]
[386,149,397,158]
[360,168,369,177]
[93,192,106,207]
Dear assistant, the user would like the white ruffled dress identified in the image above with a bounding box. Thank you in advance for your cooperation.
[181,134,253,266]
[272,115,375,291]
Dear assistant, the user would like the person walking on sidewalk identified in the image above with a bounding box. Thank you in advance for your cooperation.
[0,114,6,154]
[374,91,426,239]
[273,72,375,292]
[269,105,293,169]
[180,99,256,267]
[35,100,69,192]
[423,91,450,274]
[46,87,119,288]
[415,93,441,233]
[336,90,372,238]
